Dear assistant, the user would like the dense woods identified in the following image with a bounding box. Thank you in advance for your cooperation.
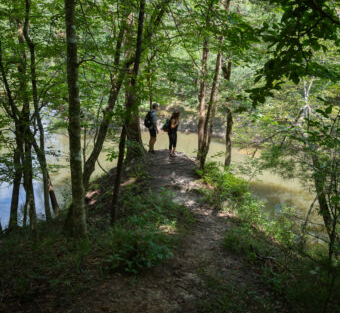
[0,0,340,312]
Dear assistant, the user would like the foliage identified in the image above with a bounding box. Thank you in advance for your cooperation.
[0,188,194,310]
[103,189,193,273]
[198,272,285,313]
[197,161,249,208]
[250,0,340,105]
[200,163,340,312]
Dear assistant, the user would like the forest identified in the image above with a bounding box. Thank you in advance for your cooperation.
[0,0,340,312]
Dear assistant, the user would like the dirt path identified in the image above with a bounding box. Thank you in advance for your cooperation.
[68,150,282,313]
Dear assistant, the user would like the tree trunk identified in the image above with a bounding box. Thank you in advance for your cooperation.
[125,110,144,162]
[17,20,37,232]
[222,0,233,167]
[125,0,145,162]
[83,80,125,190]
[124,10,144,162]
[222,59,233,167]
[111,126,127,224]
[64,0,87,237]
[31,137,60,216]
[310,148,333,238]
[83,0,171,189]
[8,143,23,228]
[23,201,28,227]
[111,0,145,223]
[23,0,51,220]
[197,0,216,161]
[147,64,153,109]
[200,39,223,169]
[300,78,334,240]
[0,42,25,229]
[48,173,60,215]
[225,105,233,167]
[197,37,209,161]
[82,19,127,190]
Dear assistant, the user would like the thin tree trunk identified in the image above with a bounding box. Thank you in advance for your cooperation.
[222,0,233,167]
[223,60,233,167]
[83,79,125,190]
[310,150,333,238]
[23,201,28,227]
[48,173,60,215]
[83,0,172,189]
[300,78,334,240]
[0,42,24,229]
[111,126,127,224]
[64,0,87,237]
[124,11,144,162]
[225,105,233,167]
[111,0,145,223]
[17,21,37,232]
[125,0,145,162]
[31,137,60,215]
[147,71,153,109]
[82,20,127,190]
[23,0,51,220]
[82,11,129,191]
[197,0,215,161]
[8,143,23,228]
[200,38,223,169]
[26,167,36,230]
[197,37,209,160]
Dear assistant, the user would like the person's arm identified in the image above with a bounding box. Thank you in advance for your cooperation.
[171,118,178,128]
[152,112,159,133]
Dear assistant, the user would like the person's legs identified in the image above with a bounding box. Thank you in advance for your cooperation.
[169,133,175,156]
[172,133,177,156]
[149,128,157,152]
[149,136,156,152]
[168,134,172,154]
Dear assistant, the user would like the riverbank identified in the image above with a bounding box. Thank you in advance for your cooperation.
[0,130,317,231]
[142,103,227,138]
[1,150,338,312]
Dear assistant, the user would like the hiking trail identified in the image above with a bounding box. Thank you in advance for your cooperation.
[69,150,286,313]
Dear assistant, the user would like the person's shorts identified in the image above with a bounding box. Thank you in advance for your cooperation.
[149,128,157,138]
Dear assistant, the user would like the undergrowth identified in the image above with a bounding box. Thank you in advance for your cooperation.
[102,189,194,274]
[197,161,340,313]
[197,273,285,313]
[0,186,194,311]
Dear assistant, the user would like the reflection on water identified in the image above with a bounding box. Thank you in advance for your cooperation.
[0,131,317,229]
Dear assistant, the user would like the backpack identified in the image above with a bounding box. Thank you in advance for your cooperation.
[144,110,153,128]
[161,119,170,132]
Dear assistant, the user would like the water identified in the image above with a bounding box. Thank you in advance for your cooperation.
[0,131,318,229]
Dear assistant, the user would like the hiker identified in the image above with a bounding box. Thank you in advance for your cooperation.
[168,111,180,157]
[148,102,159,154]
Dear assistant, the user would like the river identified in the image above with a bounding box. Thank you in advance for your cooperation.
[0,131,319,231]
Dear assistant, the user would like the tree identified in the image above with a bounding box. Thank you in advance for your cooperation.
[64,0,87,237]
[251,0,340,105]
[81,0,173,188]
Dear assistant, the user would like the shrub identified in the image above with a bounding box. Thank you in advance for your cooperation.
[197,162,249,208]
[106,226,173,274]
[103,189,194,274]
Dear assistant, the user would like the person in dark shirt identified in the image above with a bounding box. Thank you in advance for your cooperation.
[149,103,159,154]
[168,111,180,157]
